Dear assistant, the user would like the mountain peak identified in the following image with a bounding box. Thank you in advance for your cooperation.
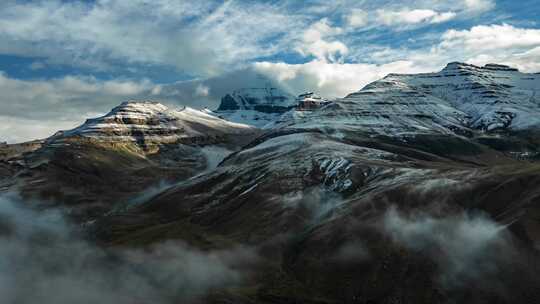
[112,100,170,113]
[54,100,254,146]
[217,87,296,112]
[213,87,297,128]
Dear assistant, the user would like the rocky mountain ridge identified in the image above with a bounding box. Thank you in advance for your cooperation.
[271,62,540,138]
[386,62,540,131]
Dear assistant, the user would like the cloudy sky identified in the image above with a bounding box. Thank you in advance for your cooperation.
[1,0,539,142]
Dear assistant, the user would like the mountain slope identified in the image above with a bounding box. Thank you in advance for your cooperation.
[390,62,540,131]
[96,128,540,303]
[3,101,261,219]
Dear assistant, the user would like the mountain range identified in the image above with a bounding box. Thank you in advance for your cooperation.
[1,62,540,303]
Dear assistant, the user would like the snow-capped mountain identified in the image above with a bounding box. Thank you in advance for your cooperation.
[217,87,296,112]
[212,89,333,128]
[278,62,540,138]
[389,62,540,131]
[213,87,296,127]
[53,101,255,146]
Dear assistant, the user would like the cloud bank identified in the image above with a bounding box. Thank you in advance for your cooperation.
[382,207,513,289]
[0,194,257,304]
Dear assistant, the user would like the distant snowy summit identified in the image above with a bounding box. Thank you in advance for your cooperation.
[217,87,296,113]
[213,87,295,128]
[213,87,330,128]
[52,101,255,147]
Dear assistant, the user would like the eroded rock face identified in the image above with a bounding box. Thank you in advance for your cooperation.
[0,140,43,161]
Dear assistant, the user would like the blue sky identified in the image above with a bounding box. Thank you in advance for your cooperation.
[1,0,540,142]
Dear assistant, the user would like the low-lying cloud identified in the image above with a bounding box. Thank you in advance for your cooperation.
[0,193,257,304]
[277,187,345,226]
[254,59,430,99]
[0,72,159,143]
[381,206,513,289]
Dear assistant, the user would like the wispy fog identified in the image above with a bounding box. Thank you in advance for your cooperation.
[381,206,513,289]
[332,239,370,262]
[0,194,257,304]
[280,187,344,225]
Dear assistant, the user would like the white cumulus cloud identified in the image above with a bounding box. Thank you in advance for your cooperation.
[253,60,432,98]
[436,24,540,72]
[296,19,348,63]
[441,24,540,51]
[195,84,210,97]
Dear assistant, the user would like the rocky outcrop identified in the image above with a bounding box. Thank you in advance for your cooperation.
[296,92,332,111]
[0,140,43,161]
[213,90,333,128]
